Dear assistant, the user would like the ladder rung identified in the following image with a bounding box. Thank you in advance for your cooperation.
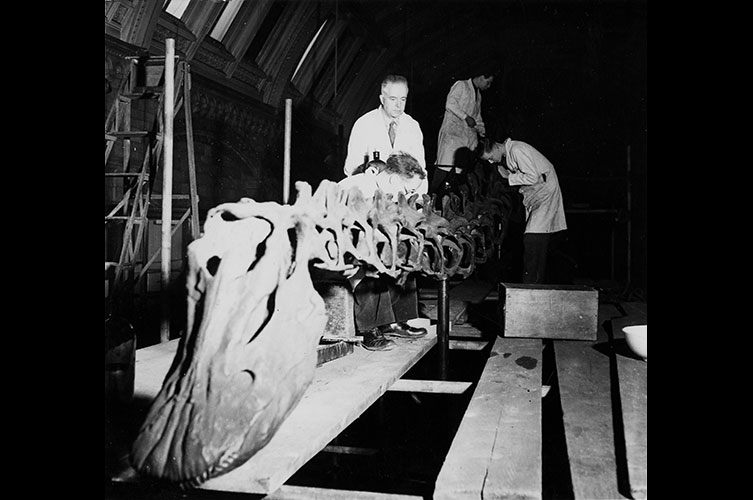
[108,131,149,139]
[121,90,163,99]
[152,194,191,200]
[105,216,145,222]
[125,55,180,61]
[105,172,143,177]
[154,219,190,225]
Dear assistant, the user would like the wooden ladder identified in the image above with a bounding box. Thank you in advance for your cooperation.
[105,54,200,318]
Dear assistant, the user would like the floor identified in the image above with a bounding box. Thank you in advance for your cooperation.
[105,270,643,500]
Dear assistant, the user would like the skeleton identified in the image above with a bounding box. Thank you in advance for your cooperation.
[130,178,511,487]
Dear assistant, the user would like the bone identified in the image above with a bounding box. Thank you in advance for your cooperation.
[130,173,512,486]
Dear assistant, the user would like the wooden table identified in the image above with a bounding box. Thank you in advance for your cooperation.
[435,301,647,500]
[110,319,436,495]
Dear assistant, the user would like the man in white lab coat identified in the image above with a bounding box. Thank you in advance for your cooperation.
[480,137,567,284]
[431,74,495,195]
[343,75,428,195]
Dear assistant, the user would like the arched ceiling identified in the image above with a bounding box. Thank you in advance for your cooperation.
[322,0,646,168]
[106,0,646,171]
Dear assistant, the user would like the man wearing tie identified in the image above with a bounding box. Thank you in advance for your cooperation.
[343,74,428,195]
[342,75,429,350]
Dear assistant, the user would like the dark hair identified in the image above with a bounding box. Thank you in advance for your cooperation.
[478,137,493,156]
[484,119,511,145]
[385,152,426,180]
[351,158,386,176]
[472,58,503,79]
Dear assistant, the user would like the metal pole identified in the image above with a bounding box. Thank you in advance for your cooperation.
[626,144,632,288]
[160,38,175,343]
[437,278,449,380]
[283,98,292,204]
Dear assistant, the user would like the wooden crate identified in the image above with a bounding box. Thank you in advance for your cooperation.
[499,283,598,340]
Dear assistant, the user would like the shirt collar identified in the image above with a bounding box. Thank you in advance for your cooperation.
[380,106,400,126]
[503,138,512,155]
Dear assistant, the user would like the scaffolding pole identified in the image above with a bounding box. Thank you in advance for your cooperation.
[160,38,175,343]
[283,98,292,204]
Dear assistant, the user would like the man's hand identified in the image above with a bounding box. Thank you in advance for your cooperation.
[465,116,476,128]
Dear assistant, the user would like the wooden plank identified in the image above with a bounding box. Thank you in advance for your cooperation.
[316,341,354,366]
[387,379,472,394]
[614,347,647,499]
[554,304,625,499]
[116,321,437,494]
[421,279,495,320]
[265,484,422,499]
[450,324,485,339]
[104,172,142,177]
[449,340,488,350]
[110,130,149,138]
[421,302,438,320]
[420,278,495,328]
[434,336,542,500]
[483,338,543,500]
[611,304,647,499]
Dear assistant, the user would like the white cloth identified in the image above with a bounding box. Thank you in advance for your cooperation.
[337,172,379,200]
[343,107,427,195]
[436,79,486,166]
[336,173,383,291]
[501,138,567,234]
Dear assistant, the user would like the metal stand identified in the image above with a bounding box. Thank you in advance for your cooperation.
[437,278,449,380]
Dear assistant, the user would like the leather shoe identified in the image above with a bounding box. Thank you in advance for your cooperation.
[360,327,396,351]
[382,322,427,338]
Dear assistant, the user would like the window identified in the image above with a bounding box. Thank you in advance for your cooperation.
[163,0,191,19]
[292,19,327,81]
[209,0,246,41]
[244,0,285,64]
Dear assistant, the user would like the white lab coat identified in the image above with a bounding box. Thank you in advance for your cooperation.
[343,107,427,195]
[436,79,485,166]
[501,139,567,234]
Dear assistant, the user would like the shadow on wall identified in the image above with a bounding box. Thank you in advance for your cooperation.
[165,127,285,217]
[289,102,344,187]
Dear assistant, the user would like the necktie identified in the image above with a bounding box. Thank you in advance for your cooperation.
[388,121,396,147]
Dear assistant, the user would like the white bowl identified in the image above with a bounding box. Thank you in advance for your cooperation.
[622,325,647,360]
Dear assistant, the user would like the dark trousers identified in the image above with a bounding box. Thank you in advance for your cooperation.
[353,275,419,331]
[429,167,466,194]
[523,233,551,284]
[429,148,475,204]
[522,231,568,284]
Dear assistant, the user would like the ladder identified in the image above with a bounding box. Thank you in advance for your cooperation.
[105,53,200,326]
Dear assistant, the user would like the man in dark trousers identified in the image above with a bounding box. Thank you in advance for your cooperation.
[480,136,567,284]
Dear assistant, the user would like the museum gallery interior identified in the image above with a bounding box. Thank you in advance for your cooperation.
[105,1,647,499]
